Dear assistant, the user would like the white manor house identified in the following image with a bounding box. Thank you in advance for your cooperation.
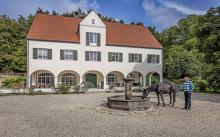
[26,11,163,89]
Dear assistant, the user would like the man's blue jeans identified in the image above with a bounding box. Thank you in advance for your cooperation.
[184,92,192,109]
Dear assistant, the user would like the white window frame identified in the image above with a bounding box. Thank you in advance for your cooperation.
[64,50,74,60]
[89,32,97,46]
[37,72,54,88]
[107,73,118,85]
[148,54,160,64]
[130,53,140,62]
[88,51,99,61]
[61,73,77,86]
[110,52,121,62]
[38,48,48,60]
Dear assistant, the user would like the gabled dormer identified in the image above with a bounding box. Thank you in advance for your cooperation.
[79,11,106,47]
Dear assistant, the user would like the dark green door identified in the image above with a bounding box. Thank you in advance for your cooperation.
[85,73,97,88]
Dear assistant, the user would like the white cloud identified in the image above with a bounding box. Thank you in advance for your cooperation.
[55,0,100,13]
[160,0,206,15]
[142,0,206,29]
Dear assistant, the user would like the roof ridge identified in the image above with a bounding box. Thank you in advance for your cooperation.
[36,13,81,20]
[36,13,148,29]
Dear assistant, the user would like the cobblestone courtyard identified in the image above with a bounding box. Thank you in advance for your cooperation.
[0,92,220,137]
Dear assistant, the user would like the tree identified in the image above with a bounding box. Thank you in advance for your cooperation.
[136,22,144,26]
[119,19,124,24]
[52,10,59,16]
[36,7,44,14]
[164,46,202,79]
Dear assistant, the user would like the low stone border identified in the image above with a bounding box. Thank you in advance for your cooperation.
[71,103,165,116]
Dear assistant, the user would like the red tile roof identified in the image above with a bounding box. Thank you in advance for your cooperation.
[27,14,162,49]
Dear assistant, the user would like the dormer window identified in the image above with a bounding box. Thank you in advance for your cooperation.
[86,32,101,46]
[92,19,95,24]
[90,32,97,44]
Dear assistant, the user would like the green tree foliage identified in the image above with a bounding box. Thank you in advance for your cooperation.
[0,14,34,72]
[130,22,144,26]
[154,6,220,91]
[164,46,202,78]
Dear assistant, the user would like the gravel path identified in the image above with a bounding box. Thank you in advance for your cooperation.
[0,92,220,137]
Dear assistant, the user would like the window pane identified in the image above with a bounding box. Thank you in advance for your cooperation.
[87,51,101,61]
[148,54,160,63]
[88,32,98,46]
[61,73,77,86]
[37,72,54,88]
[109,52,122,62]
[107,73,118,85]
[129,53,140,62]
[38,48,49,59]
[89,33,97,43]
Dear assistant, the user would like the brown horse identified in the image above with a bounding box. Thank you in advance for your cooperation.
[142,83,178,106]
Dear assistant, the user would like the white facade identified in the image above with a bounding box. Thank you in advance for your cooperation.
[27,11,162,89]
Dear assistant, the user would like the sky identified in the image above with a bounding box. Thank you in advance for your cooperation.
[0,0,219,30]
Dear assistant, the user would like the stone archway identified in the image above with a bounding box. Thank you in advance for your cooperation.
[146,72,160,86]
[106,71,124,86]
[58,70,80,87]
[127,71,144,86]
[30,70,55,88]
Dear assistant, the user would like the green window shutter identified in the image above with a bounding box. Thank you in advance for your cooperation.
[157,55,160,63]
[108,52,112,62]
[48,49,52,59]
[85,51,89,61]
[139,54,142,63]
[86,32,89,46]
[129,53,132,62]
[119,53,123,62]
[73,50,77,60]
[97,33,101,46]
[97,52,101,61]
[147,54,151,63]
[60,50,64,60]
[33,48,38,59]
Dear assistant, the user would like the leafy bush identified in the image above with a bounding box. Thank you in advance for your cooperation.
[57,84,70,94]
[1,76,26,89]
[197,79,208,92]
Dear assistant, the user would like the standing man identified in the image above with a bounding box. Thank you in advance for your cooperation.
[182,76,194,110]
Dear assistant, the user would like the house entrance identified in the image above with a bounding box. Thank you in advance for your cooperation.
[85,73,97,88]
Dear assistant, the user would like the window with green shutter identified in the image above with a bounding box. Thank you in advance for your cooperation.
[85,51,101,61]
[129,53,142,63]
[33,48,38,59]
[147,54,160,64]
[60,50,64,60]
[48,49,52,59]
[33,48,52,60]
[60,50,77,61]
[86,32,101,46]
[108,52,123,62]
